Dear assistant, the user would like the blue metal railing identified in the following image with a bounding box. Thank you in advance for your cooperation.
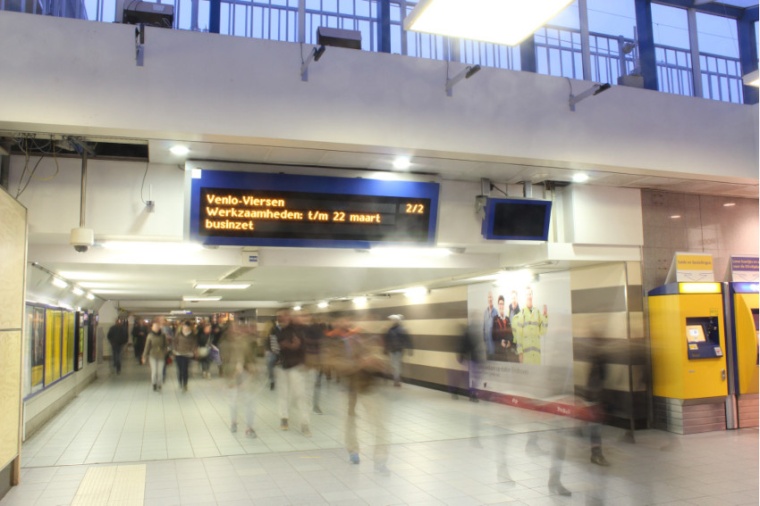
[0,0,746,104]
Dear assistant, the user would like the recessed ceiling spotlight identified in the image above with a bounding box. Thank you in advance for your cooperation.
[572,173,589,183]
[393,156,412,170]
[170,145,190,156]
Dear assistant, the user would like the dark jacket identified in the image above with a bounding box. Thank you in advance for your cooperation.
[384,324,411,354]
[273,324,305,369]
[107,323,128,348]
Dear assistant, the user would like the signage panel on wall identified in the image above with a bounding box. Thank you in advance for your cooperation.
[188,170,440,248]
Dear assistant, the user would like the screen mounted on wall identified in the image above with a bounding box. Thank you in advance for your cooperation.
[481,198,552,241]
[188,169,440,248]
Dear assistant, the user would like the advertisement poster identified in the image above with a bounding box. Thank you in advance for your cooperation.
[467,271,573,400]
[63,311,75,376]
[45,309,62,385]
[24,306,45,397]
[76,313,86,371]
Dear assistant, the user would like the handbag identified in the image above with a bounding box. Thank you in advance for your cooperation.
[209,344,221,365]
[197,346,210,359]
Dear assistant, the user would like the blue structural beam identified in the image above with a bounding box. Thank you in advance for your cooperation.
[520,37,537,73]
[656,0,745,19]
[634,0,659,91]
[738,7,759,105]
[209,0,221,34]
[378,0,391,53]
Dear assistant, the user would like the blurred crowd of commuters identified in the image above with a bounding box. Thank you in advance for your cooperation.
[107,309,616,495]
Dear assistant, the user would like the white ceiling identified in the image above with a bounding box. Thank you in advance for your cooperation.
[20,135,759,317]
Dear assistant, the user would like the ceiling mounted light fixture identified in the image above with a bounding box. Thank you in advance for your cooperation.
[572,173,589,183]
[742,69,759,87]
[170,145,190,156]
[404,0,575,46]
[86,293,95,300]
[52,277,69,289]
[182,296,222,302]
[72,286,85,296]
[369,247,452,258]
[393,157,412,170]
[317,301,329,309]
[193,282,251,290]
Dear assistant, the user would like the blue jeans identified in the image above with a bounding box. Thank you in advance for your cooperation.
[175,355,191,388]
[111,344,123,373]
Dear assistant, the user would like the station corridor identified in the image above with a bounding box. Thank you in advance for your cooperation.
[1,359,757,506]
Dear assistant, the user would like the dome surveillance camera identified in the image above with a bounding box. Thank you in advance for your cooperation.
[70,227,94,253]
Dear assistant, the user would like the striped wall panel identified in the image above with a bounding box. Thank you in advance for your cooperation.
[571,262,647,428]
[306,286,468,391]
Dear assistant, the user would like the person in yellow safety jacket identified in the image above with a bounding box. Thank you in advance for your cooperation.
[513,288,548,365]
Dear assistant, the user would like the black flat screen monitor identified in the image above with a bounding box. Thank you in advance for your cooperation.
[481,198,552,241]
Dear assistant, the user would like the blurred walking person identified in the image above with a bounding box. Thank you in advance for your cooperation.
[107,318,128,374]
[196,322,214,379]
[174,320,198,393]
[142,320,168,392]
[326,316,390,472]
[270,309,311,436]
[384,314,412,387]
[220,322,259,438]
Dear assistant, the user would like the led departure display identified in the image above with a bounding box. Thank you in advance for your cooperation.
[188,169,439,248]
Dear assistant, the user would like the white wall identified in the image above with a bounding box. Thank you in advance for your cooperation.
[0,11,756,184]
[561,185,644,246]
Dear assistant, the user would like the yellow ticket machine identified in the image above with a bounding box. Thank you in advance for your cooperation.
[725,282,759,428]
[648,283,728,434]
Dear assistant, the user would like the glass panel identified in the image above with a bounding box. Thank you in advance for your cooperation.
[696,12,739,58]
[587,0,635,39]
[652,3,690,50]
[546,0,579,29]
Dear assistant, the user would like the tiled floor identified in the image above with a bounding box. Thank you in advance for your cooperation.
[2,359,758,505]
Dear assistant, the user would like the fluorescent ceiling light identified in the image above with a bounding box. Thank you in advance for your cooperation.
[405,286,428,298]
[723,202,736,207]
[369,247,452,258]
[193,282,251,290]
[52,278,69,289]
[293,305,302,311]
[496,269,534,287]
[670,215,682,219]
[86,293,95,300]
[404,0,575,46]
[393,156,412,170]
[317,301,329,309]
[572,173,589,183]
[182,296,222,302]
[353,296,368,306]
[170,145,190,156]
[102,241,203,254]
[742,69,759,87]
[72,286,84,296]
